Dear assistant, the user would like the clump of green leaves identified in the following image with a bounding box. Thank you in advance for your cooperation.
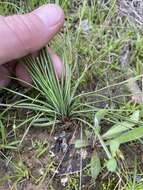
[16,47,90,126]
[74,109,143,180]
[89,109,143,179]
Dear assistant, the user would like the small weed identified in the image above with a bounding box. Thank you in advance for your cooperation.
[14,160,30,182]
[32,139,48,158]
[0,118,19,150]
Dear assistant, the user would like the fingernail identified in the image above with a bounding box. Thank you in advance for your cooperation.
[34,4,64,28]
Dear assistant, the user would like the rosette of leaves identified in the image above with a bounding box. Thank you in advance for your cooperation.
[15,47,94,127]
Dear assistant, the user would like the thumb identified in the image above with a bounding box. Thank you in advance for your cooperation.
[0,4,64,64]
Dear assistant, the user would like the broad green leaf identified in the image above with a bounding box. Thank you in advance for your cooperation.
[94,109,108,127]
[130,110,140,121]
[75,139,88,149]
[113,126,143,144]
[94,109,108,134]
[91,153,101,179]
[102,110,140,139]
[106,158,117,172]
[110,140,120,157]
[135,184,143,190]
[102,122,134,139]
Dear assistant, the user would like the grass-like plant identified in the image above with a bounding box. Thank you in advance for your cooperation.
[0,119,19,150]
[16,47,91,127]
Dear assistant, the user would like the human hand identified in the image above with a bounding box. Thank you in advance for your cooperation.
[0,4,64,87]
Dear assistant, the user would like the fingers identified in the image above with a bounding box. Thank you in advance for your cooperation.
[16,48,63,87]
[0,66,11,87]
[47,48,63,78]
[4,61,17,73]
[0,49,63,87]
[15,63,32,87]
[0,4,64,64]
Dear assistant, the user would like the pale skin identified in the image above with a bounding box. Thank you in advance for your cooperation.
[0,4,65,87]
